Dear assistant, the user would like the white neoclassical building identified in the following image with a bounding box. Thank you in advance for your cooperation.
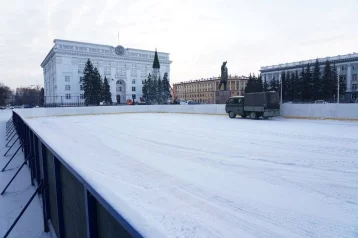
[41,39,172,105]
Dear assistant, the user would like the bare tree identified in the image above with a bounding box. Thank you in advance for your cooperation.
[0,82,12,106]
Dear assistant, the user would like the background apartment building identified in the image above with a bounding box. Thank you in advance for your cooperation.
[173,75,248,104]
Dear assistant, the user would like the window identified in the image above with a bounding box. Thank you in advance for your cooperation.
[65,94,71,99]
[65,76,70,82]
[353,74,357,81]
[130,67,137,77]
[80,85,83,90]
[341,65,347,71]
[228,98,241,104]
[80,94,84,99]
[80,76,84,82]
[116,62,126,76]
[353,84,357,90]
[104,62,111,75]
[132,87,136,92]
[132,79,136,84]
[65,85,70,91]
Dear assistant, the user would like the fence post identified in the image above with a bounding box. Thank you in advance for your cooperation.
[41,144,50,232]
[85,189,98,238]
[54,157,65,238]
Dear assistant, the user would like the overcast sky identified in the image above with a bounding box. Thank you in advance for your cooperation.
[1,0,357,89]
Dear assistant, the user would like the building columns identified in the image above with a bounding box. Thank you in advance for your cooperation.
[347,64,352,92]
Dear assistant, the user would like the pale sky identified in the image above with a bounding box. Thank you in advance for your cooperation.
[1,0,357,89]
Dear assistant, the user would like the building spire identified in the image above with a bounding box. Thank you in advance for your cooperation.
[152,48,160,69]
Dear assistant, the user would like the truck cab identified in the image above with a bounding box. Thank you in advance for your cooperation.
[225,96,245,118]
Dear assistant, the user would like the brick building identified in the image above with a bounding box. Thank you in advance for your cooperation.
[173,75,248,104]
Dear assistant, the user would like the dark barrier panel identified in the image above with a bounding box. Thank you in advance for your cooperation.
[97,200,132,238]
[60,162,87,238]
[7,111,144,238]
[46,148,60,236]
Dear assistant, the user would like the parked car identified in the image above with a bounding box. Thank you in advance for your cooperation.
[314,100,328,104]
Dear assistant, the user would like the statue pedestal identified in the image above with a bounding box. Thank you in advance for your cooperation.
[215,90,231,104]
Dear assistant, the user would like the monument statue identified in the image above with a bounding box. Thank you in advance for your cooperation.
[218,61,228,91]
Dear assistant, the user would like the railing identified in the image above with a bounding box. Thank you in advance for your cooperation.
[2,111,143,238]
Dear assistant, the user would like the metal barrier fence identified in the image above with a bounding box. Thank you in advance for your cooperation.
[2,111,143,238]
[44,96,86,107]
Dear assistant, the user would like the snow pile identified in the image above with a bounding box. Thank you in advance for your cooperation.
[24,113,358,237]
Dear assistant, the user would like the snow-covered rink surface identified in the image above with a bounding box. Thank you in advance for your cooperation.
[26,113,358,238]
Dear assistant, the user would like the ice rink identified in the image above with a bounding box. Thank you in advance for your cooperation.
[26,113,358,238]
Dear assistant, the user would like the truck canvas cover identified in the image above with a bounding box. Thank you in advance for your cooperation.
[244,92,280,110]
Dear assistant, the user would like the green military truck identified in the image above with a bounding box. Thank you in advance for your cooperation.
[225,91,280,119]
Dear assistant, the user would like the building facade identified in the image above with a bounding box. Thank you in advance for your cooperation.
[41,39,172,105]
[260,52,358,102]
[173,75,248,104]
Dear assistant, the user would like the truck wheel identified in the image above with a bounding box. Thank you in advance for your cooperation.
[249,112,257,120]
[229,112,236,118]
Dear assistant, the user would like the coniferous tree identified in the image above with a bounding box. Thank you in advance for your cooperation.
[322,60,333,101]
[147,74,154,103]
[152,77,158,103]
[337,65,346,102]
[157,76,163,104]
[39,87,45,106]
[83,59,95,105]
[93,67,102,105]
[162,72,171,103]
[256,74,263,92]
[142,79,149,102]
[312,59,322,100]
[269,76,279,92]
[245,73,254,93]
[102,76,112,105]
[263,78,269,92]
[290,72,295,102]
[297,66,305,102]
[281,71,287,101]
[294,71,300,102]
[285,71,292,101]
[303,64,312,102]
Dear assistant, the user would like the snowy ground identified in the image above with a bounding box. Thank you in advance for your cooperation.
[0,110,51,238]
[25,113,358,238]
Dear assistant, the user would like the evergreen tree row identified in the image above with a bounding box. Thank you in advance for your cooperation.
[83,59,112,105]
[142,72,171,104]
[244,59,346,102]
[245,74,263,93]
[280,60,346,102]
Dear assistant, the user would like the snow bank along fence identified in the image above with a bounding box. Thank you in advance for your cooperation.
[3,111,144,238]
[281,103,358,120]
[15,103,358,120]
[15,104,227,118]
